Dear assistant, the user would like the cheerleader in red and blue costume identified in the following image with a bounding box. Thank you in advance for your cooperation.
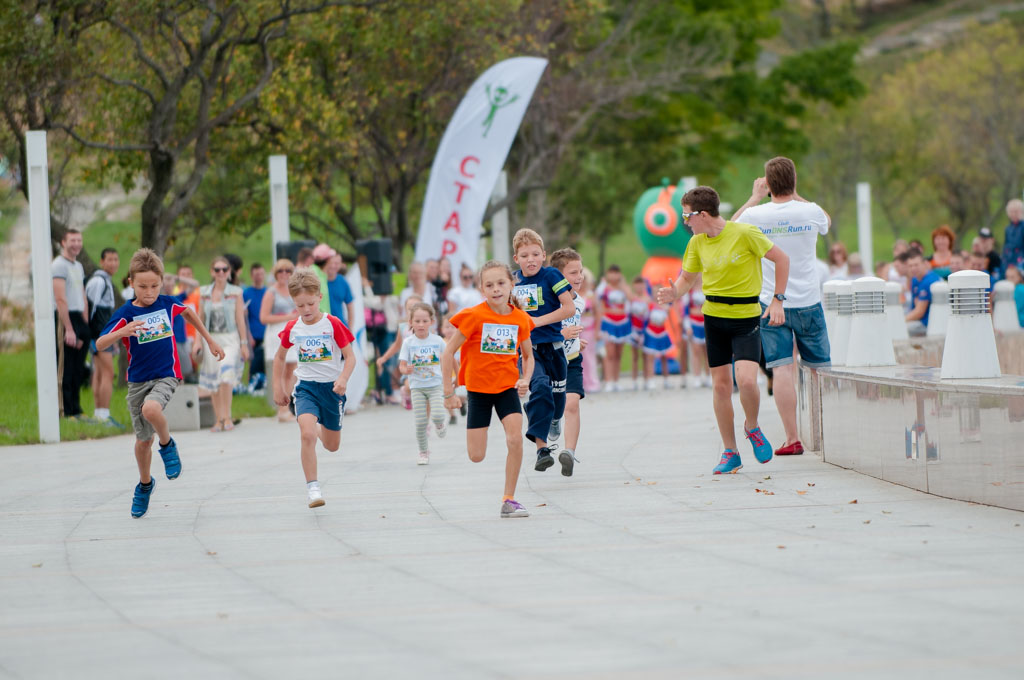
[686,275,711,387]
[628,276,652,389]
[643,300,673,388]
[596,265,631,391]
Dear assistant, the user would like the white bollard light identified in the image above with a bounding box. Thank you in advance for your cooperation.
[885,280,909,340]
[941,271,1000,379]
[926,280,950,337]
[822,280,840,346]
[845,277,896,367]
[831,281,854,366]
[992,280,1021,332]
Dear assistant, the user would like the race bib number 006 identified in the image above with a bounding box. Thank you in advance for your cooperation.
[296,334,333,363]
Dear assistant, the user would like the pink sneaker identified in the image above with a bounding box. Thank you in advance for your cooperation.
[417,451,430,465]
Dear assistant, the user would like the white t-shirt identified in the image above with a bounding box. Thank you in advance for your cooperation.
[562,292,587,360]
[447,285,484,314]
[737,200,829,308]
[278,313,355,383]
[399,333,445,388]
[399,284,435,309]
[52,255,86,313]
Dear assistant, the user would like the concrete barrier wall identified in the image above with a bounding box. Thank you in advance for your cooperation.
[811,365,1024,512]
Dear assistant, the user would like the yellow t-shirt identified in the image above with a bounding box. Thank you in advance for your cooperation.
[682,221,774,319]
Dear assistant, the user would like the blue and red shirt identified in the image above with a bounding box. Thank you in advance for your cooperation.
[513,266,572,344]
[102,295,187,382]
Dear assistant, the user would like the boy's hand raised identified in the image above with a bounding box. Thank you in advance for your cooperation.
[119,320,146,338]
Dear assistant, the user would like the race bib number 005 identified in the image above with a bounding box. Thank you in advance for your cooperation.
[133,309,173,344]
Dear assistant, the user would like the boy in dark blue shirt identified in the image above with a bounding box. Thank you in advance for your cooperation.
[97,248,225,518]
[512,228,575,472]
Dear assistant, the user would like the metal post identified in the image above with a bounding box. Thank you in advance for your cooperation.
[856,182,873,275]
[27,131,60,443]
[491,171,509,264]
[269,155,289,262]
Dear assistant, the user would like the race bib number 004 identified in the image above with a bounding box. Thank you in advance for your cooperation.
[133,309,173,344]
[480,323,517,355]
[514,284,540,311]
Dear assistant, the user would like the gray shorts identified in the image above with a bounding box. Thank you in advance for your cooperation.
[127,377,181,441]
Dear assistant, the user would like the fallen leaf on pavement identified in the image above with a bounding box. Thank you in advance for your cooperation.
[863,520,871,524]
[536,503,547,507]
[777,545,786,549]
[807,483,816,487]
[796,490,807,495]
[849,499,858,504]
[882,511,892,515]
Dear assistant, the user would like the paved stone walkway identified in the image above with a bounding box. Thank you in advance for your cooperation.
[1,387,1022,679]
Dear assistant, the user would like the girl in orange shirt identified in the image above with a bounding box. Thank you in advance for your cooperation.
[442,261,535,518]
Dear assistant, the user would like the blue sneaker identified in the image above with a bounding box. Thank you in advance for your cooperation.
[159,438,181,479]
[131,480,155,518]
[744,426,773,464]
[713,449,742,474]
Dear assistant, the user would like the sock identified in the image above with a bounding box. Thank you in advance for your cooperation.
[159,438,172,448]
[140,479,153,491]
[94,408,109,420]
[502,495,514,502]
[566,448,575,458]
[307,480,319,489]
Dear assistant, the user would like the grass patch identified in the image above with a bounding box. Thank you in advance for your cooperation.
[0,350,274,446]
[0,191,22,244]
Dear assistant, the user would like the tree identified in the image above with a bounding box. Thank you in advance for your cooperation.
[50,0,378,257]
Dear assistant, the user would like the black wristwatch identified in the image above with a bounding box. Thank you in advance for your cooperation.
[773,293,786,302]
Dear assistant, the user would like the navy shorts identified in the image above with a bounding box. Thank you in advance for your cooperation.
[565,354,584,398]
[759,303,831,369]
[294,380,347,431]
[466,388,521,429]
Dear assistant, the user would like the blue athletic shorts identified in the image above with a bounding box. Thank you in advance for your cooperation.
[565,354,584,398]
[759,302,831,369]
[293,380,347,431]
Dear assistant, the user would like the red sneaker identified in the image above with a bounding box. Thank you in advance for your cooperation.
[775,440,804,456]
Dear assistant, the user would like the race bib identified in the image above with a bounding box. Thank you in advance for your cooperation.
[296,334,334,363]
[480,323,518,355]
[133,309,173,344]
[411,345,441,376]
[514,284,540,311]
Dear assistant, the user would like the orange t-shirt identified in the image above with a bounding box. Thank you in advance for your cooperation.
[182,288,200,340]
[451,302,534,394]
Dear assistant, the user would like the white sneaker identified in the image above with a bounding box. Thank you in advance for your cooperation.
[646,379,660,391]
[603,382,616,393]
[307,483,325,508]
[418,451,430,465]
[701,376,712,388]
[435,420,447,439]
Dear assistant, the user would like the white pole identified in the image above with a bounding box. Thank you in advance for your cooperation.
[27,131,60,443]
[491,171,509,265]
[857,182,873,275]
[269,155,289,262]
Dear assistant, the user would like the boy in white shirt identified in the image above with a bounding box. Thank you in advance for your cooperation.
[273,269,356,508]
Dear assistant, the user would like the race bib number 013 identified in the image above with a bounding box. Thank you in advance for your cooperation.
[480,323,517,355]
[296,334,333,363]
[133,309,173,344]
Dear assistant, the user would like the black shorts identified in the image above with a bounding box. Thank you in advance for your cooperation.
[565,355,584,398]
[704,314,761,368]
[466,388,522,429]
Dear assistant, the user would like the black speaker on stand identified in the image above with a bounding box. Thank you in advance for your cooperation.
[356,239,393,296]
[275,239,316,264]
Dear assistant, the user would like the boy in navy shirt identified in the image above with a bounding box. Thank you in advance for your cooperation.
[512,228,575,472]
[97,248,224,518]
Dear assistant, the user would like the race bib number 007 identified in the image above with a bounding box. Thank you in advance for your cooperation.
[480,323,517,355]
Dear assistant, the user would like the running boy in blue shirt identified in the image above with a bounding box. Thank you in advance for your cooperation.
[97,248,225,518]
[512,228,575,472]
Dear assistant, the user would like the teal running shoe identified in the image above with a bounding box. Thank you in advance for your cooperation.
[713,450,742,475]
[745,426,773,464]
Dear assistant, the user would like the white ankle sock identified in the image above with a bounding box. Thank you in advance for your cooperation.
[94,408,109,420]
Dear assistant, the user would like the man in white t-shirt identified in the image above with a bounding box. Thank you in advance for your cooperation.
[732,157,831,456]
[446,265,484,314]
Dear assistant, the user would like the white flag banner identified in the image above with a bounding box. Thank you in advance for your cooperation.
[343,262,369,413]
[414,56,548,272]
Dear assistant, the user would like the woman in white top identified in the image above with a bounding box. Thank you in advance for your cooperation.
[399,261,436,308]
[261,259,301,421]
[194,256,248,431]
[446,265,484,313]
